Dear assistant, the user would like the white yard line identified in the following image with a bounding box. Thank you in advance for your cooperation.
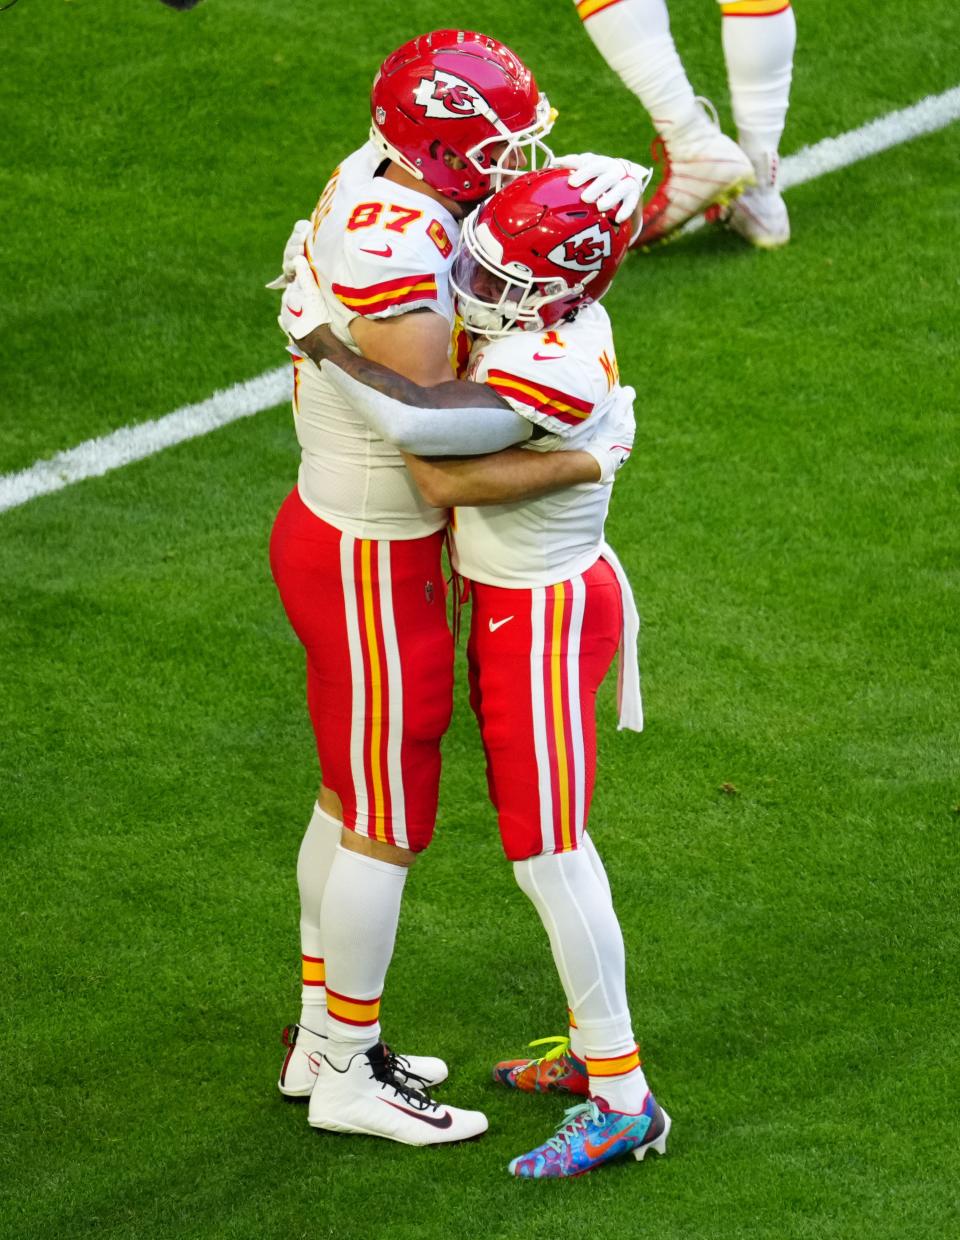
[2,85,959,516]
[780,85,960,190]
[0,367,291,514]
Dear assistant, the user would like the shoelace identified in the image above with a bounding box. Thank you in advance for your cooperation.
[373,1048,443,1113]
[388,1049,434,1091]
[544,1101,604,1154]
[693,95,720,129]
[525,1035,573,1065]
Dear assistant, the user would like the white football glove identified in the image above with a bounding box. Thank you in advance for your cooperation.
[555,153,653,225]
[278,255,330,340]
[265,218,312,290]
[582,385,636,483]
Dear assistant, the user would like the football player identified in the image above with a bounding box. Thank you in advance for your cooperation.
[279,167,669,1178]
[269,30,649,1146]
[574,0,796,247]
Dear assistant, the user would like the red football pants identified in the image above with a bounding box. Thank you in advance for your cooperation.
[269,488,453,851]
[466,557,623,861]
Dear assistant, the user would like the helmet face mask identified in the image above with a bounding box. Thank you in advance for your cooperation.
[451,213,578,338]
[451,168,632,339]
[461,93,555,195]
[370,30,556,204]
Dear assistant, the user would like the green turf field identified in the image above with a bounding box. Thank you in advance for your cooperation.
[2,1,959,1236]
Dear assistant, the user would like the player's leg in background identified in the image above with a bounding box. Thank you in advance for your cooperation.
[718,0,796,246]
[572,0,754,244]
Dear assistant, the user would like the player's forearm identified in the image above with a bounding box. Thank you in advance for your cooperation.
[322,362,530,455]
[295,324,504,411]
[405,447,601,508]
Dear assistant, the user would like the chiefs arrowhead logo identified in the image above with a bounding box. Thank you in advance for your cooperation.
[413,70,490,120]
[548,223,613,273]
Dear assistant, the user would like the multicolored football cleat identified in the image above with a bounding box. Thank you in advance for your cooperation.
[492,1036,590,1096]
[507,1091,670,1179]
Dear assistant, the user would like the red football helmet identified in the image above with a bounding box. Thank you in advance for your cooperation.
[370,30,555,204]
[450,167,632,337]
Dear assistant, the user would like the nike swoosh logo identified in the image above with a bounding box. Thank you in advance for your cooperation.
[488,616,514,632]
[287,305,303,317]
[532,352,563,361]
[382,1100,453,1129]
[583,1121,646,1160]
[360,245,393,258]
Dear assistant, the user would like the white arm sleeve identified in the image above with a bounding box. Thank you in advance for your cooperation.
[322,361,533,456]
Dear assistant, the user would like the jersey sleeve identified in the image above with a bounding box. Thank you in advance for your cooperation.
[470,332,608,441]
[329,210,456,324]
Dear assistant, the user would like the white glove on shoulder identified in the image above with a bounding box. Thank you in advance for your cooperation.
[278,255,330,341]
[582,385,636,484]
[265,218,312,290]
[554,153,653,227]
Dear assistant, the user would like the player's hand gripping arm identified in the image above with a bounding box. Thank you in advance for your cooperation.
[281,257,532,454]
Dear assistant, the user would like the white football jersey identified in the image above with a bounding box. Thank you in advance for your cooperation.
[451,303,628,588]
[291,142,462,540]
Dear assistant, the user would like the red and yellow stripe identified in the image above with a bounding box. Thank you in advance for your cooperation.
[332,272,438,314]
[326,988,381,1028]
[538,582,581,854]
[567,1008,578,1030]
[575,0,625,20]
[486,369,594,428]
[585,1046,642,1078]
[355,540,392,845]
[720,0,791,15]
[301,954,326,988]
[550,583,573,852]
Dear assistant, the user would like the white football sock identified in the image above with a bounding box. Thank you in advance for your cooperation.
[582,832,613,904]
[568,834,611,1061]
[296,803,342,1032]
[320,845,408,1063]
[576,0,707,140]
[721,4,796,185]
[514,848,649,1113]
[567,1008,586,1063]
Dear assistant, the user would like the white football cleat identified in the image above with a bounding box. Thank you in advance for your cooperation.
[308,1042,487,1146]
[278,1024,447,1099]
[710,148,790,249]
[726,187,790,249]
[637,107,755,248]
